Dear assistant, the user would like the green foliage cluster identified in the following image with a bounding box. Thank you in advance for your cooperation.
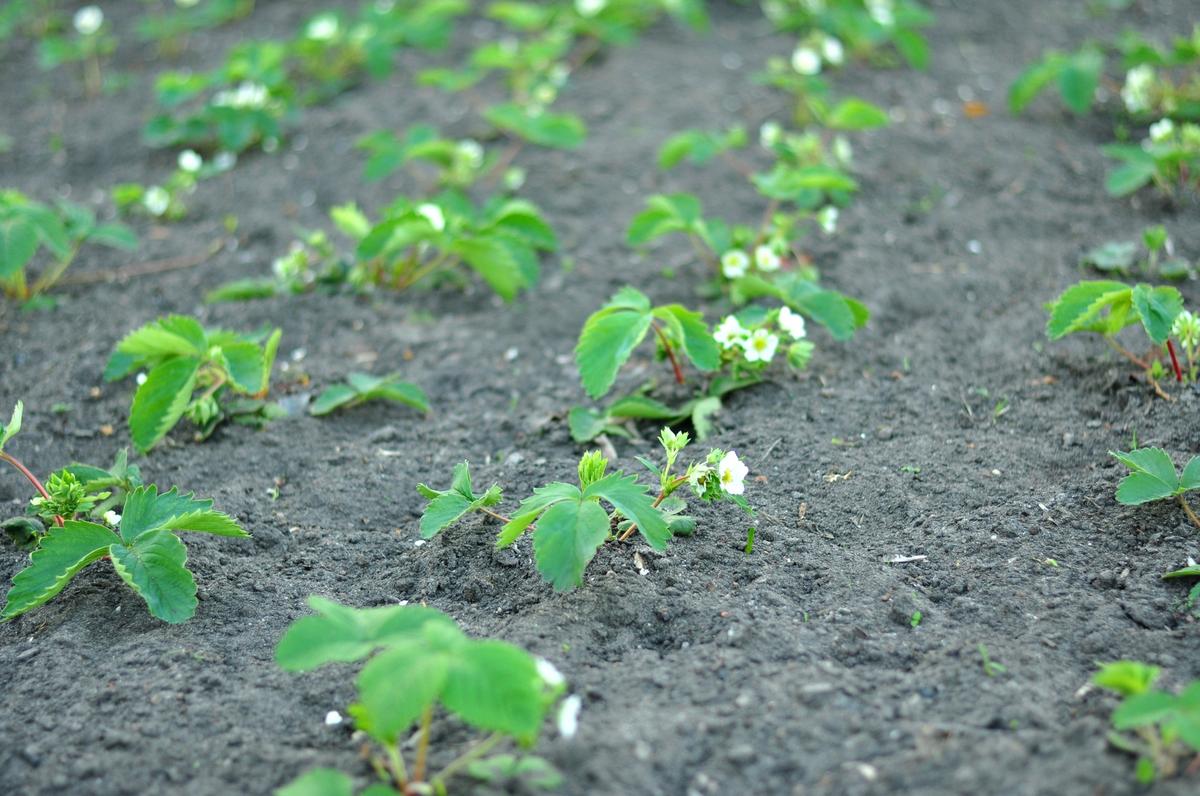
[1094,661,1200,783]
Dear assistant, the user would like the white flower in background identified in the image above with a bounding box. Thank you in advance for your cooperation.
[143,186,170,217]
[575,0,608,17]
[416,203,445,232]
[503,166,527,192]
[1148,118,1175,143]
[557,695,582,738]
[741,328,779,363]
[1121,65,1155,114]
[214,82,269,109]
[717,451,748,495]
[759,120,783,149]
[817,205,839,234]
[721,249,750,279]
[536,658,565,688]
[791,46,822,76]
[178,149,203,173]
[754,245,781,272]
[821,36,845,66]
[866,0,895,26]
[74,6,103,36]
[103,510,121,527]
[1173,310,1200,349]
[213,151,237,172]
[549,63,570,88]
[306,14,339,41]
[135,371,148,385]
[324,710,343,726]
[778,306,807,340]
[175,0,200,7]
[713,315,748,349]
[832,135,853,166]
[457,139,484,169]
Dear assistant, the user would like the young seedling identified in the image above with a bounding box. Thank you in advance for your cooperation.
[276,596,570,795]
[1079,225,1194,281]
[38,5,115,96]
[1,479,249,624]
[417,429,753,591]
[105,315,282,452]
[1110,448,1200,530]
[1046,279,1190,393]
[310,373,429,417]
[1093,661,1200,783]
[0,189,138,301]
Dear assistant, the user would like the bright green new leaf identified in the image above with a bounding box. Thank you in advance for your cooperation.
[1,521,115,621]
[442,641,547,741]
[1008,54,1061,114]
[417,461,503,539]
[1130,284,1183,344]
[109,529,198,624]
[1045,280,1133,339]
[1110,448,1187,505]
[0,400,21,451]
[1094,661,1162,697]
[532,498,610,591]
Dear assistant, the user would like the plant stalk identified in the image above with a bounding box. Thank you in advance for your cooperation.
[1166,340,1184,383]
[430,733,504,788]
[413,705,433,784]
[1179,495,1200,532]
[0,451,63,527]
[652,323,685,385]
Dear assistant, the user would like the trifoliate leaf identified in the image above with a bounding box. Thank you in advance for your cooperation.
[0,400,21,452]
[533,499,610,591]
[576,288,653,399]
[119,485,247,542]
[276,596,458,671]
[109,529,197,624]
[586,472,669,551]
[1094,660,1161,697]
[276,768,355,796]
[1111,448,1181,505]
[417,462,502,539]
[1112,691,1179,730]
[1,521,115,621]
[497,482,581,548]
[1045,280,1133,339]
[442,640,547,742]
[453,235,528,301]
[1130,284,1183,344]
[310,374,427,416]
[129,357,201,452]
[116,315,207,360]
[354,641,450,743]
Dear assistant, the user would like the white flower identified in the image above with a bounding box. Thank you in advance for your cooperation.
[1173,310,1200,349]
[178,150,203,173]
[416,203,445,232]
[791,46,822,76]
[214,82,269,109]
[832,135,853,166]
[718,451,749,496]
[135,371,148,385]
[754,245,781,272]
[817,205,838,234]
[866,0,895,26]
[575,0,608,17]
[536,658,565,688]
[213,151,237,171]
[821,36,844,66]
[1121,65,1155,114]
[759,121,783,149]
[721,249,750,279]
[456,139,484,169]
[324,710,343,726]
[741,328,779,363]
[143,186,170,217]
[306,14,339,41]
[778,307,807,340]
[713,315,748,349]
[557,695,582,738]
[103,510,121,527]
[74,6,103,36]
[1148,118,1175,143]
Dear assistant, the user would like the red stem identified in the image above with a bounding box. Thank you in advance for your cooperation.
[1,451,64,527]
[653,324,685,385]
[1167,340,1184,383]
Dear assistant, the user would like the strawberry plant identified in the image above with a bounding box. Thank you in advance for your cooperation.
[1045,280,1192,391]
[1110,448,1200,531]
[310,373,429,417]
[1079,225,1194,281]
[136,0,254,56]
[1093,661,1200,783]
[417,429,753,591]
[38,5,114,96]
[1163,558,1200,615]
[357,125,493,188]
[276,596,571,795]
[760,0,934,70]
[0,189,138,301]
[112,148,235,221]
[105,315,282,452]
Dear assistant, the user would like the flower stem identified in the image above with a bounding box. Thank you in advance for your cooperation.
[1179,495,1200,531]
[0,451,63,527]
[652,323,685,385]
[1104,337,1149,370]
[1167,340,1184,382]
[413,705,433,784]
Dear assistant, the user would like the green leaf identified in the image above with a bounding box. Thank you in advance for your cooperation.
[309,384,358,416]
[1080,241,1138,273]
[626,194,702,246]
[532,499,610,591]
[690,395,722,440]
[443,640,547,741]
[220,342,266,393]
[1110,448,1181,505]
[128,358,201,453]
[1,521,115,621]
[575,288,653,399]
[453,236,528,300]
[276,596,457,671]
[1058,48,1103,114]
[1130,284,1183,344]
[116,315,207,360]
[586,472,670,551]
[1106,158,1158,197]
[417,462,502,539]
[567,406,611,443]
[823,98,889,130]
[161,509,249,538]
[1113,691,1179,729]
[468,755,562,789]
[484,103,586,149]
[1094,661,1161,696]
[0,400,21,452]
[607,394,684,421]
[1181,457,1200,491]
[109,529,197,623]
[0,217,39,279]
[260,328,281,394]
[87,223,139,250]
[370,381,429,413]
[655,305,720,372]
[497,482,580,547]
[205,279,281,303]
[275,769,355,796]
[1008,54,1061,115]
[354,641,449,743]
[1045,280,1133,339]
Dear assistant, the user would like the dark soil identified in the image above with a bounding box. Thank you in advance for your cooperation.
[3,1,1199,794]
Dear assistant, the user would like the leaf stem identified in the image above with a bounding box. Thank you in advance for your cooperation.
[1179,495,1200,532]
[1104,337,1149,370]
[1167,340,1184,383]
[429,732,504,788]
[413,705,433,784]
[617,487,676,543]
[479,506,513,525]
[652,323,685,385]
[386,742,409,790]
[0,451,63,527]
